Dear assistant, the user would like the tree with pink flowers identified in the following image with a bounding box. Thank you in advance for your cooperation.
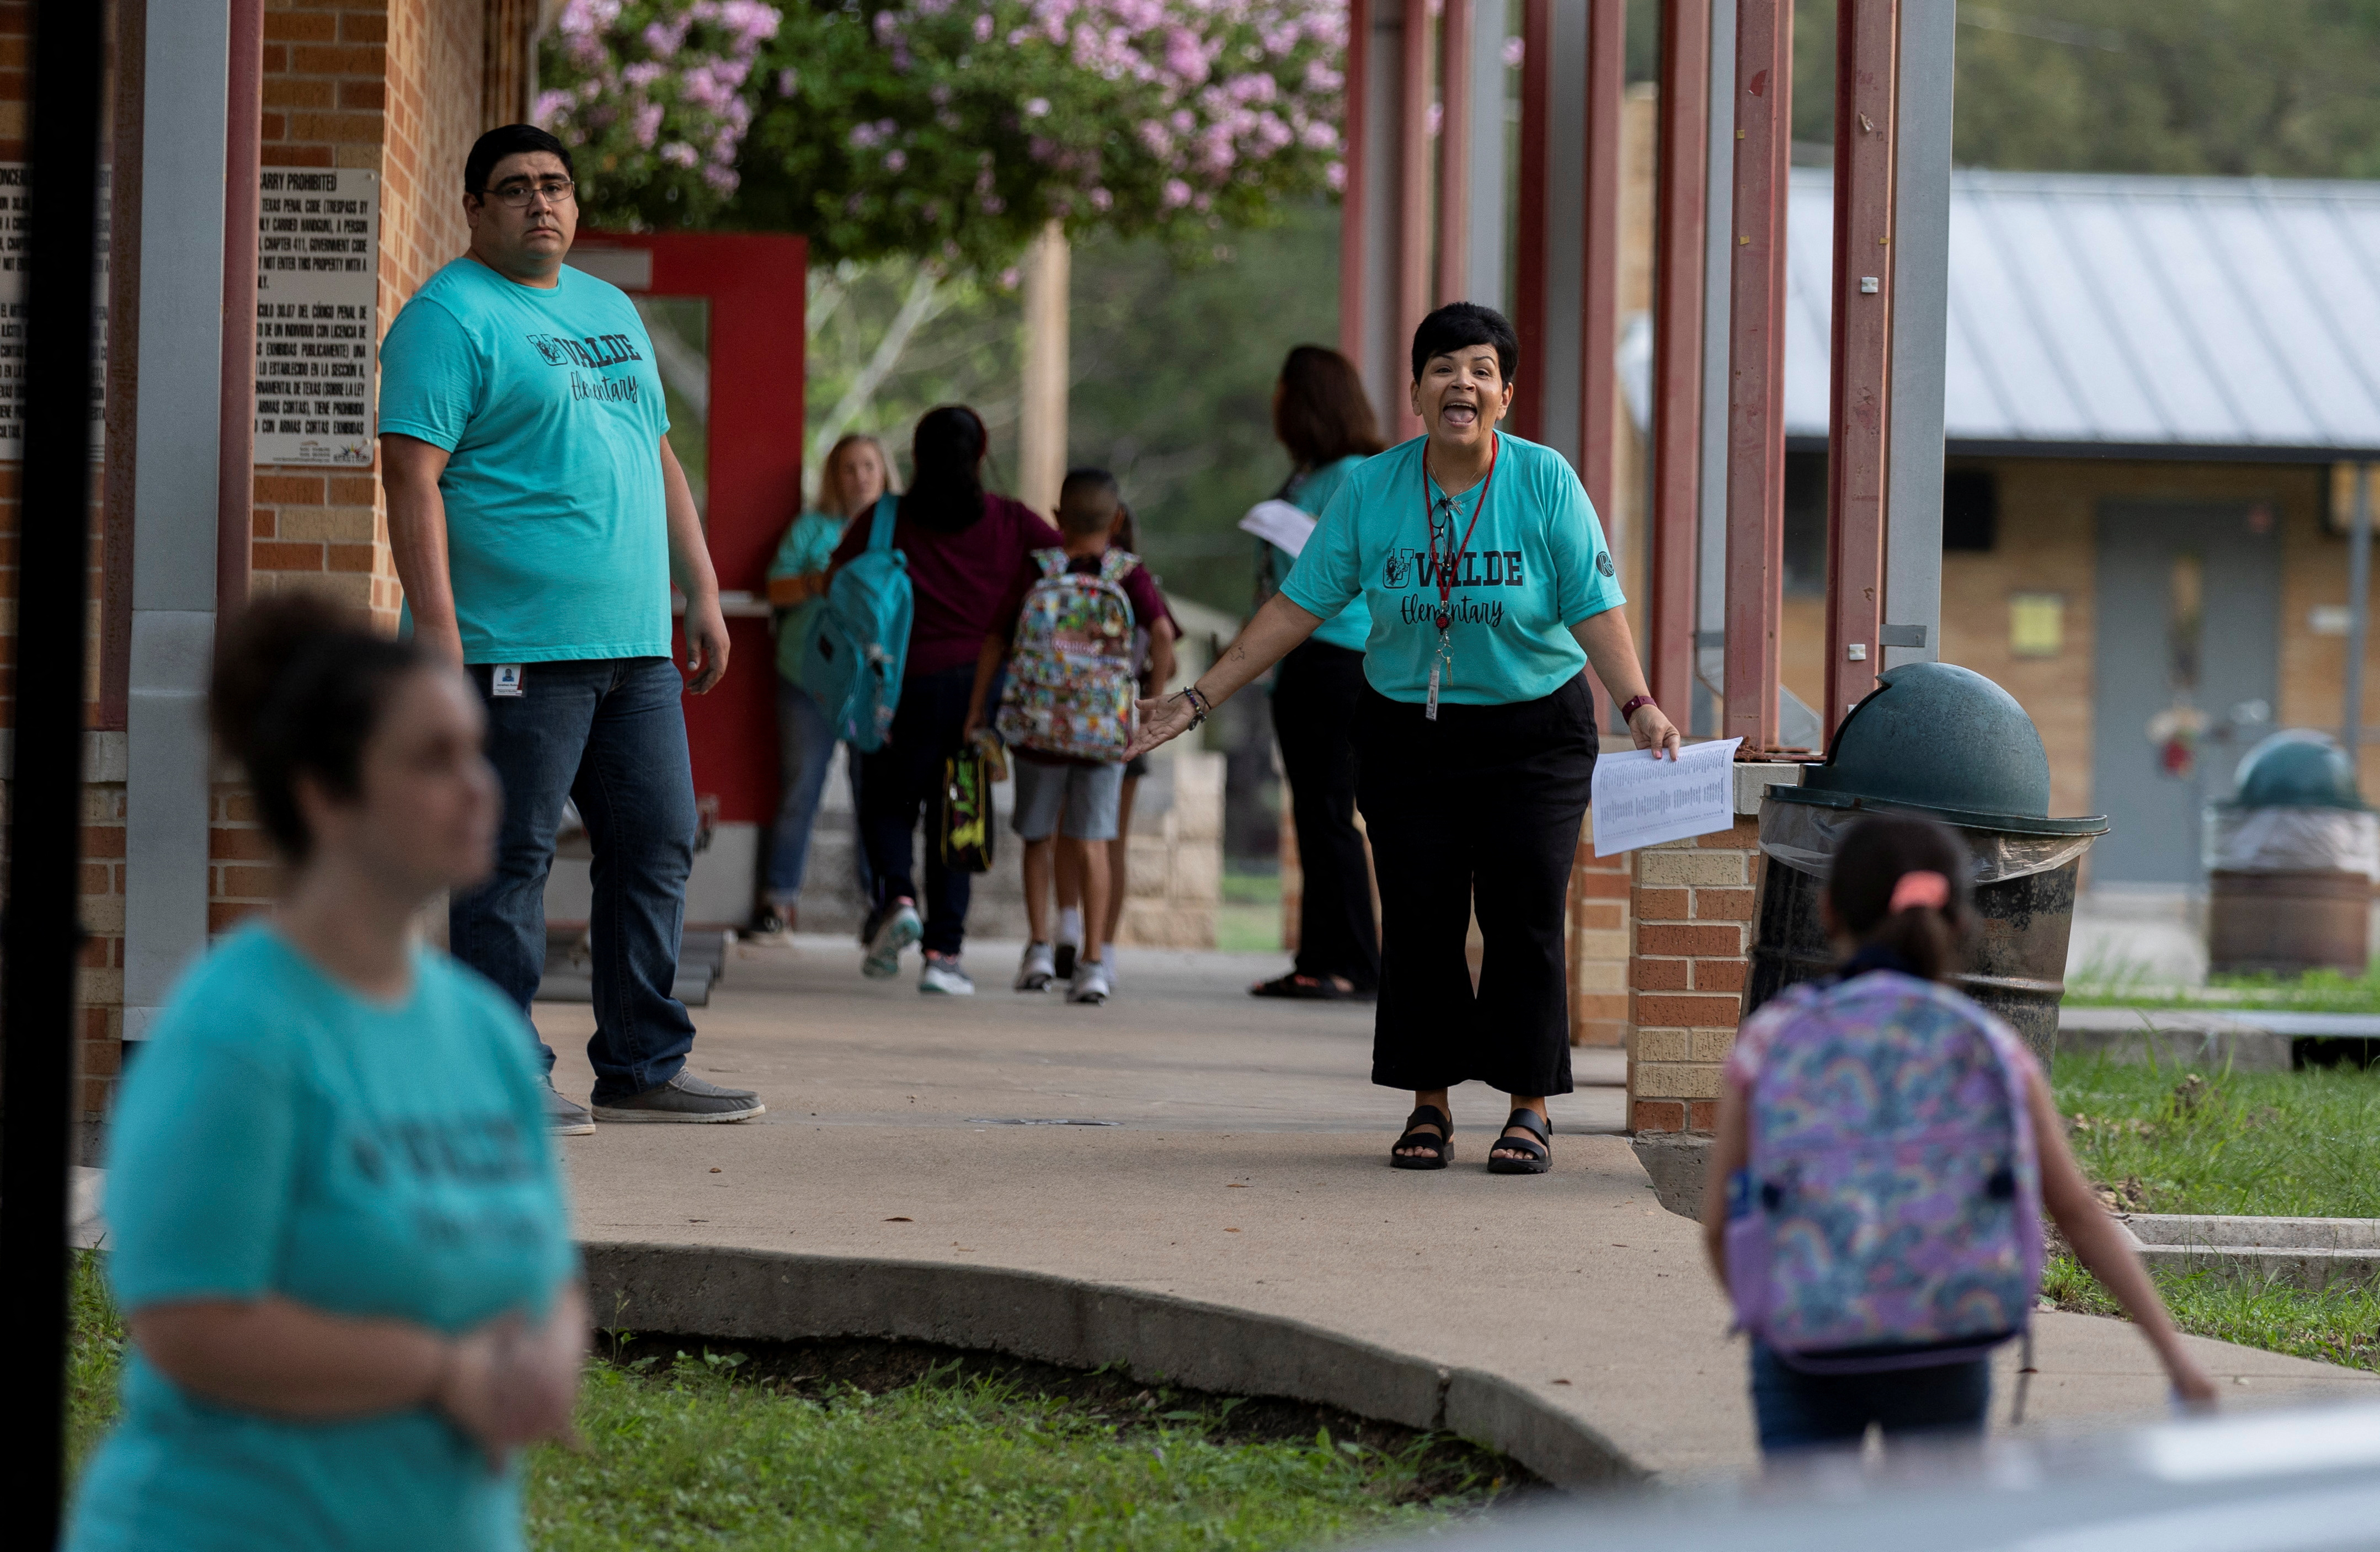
[538,0,1346,273]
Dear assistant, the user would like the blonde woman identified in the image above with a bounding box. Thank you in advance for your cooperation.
[757,433,895,935]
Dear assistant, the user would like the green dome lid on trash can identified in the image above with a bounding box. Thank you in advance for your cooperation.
[2228,730,2371,812]
[1769,663,2109,836]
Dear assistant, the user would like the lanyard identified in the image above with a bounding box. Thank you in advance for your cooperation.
[1421,434,1499,719]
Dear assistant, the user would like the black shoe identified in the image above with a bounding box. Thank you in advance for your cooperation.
[1054,942,1077,980]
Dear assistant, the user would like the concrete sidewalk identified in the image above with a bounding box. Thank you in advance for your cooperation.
[543,935,2374,1485]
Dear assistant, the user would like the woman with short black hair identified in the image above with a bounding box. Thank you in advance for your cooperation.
[69,596,583,1552]
[1133,303,1681,1175]
[1251,344,1389,1003]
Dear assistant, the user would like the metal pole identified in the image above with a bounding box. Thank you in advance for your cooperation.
[1822,0,1897,739]
[1579,0,1625,518]
[1694,0,1736,733]
[1435,0,1472,304]
[1649,0,1711,716]
[1722,0,1790,750]
[218,0,264,618]
[6,0,108,1537]
[1464,0,1510,313]
[1509,0,1552,441]
[2346,463,2372,771]
[1882,0,1952,671]
[1395,0,1434,436]
[1338,0,1374,371]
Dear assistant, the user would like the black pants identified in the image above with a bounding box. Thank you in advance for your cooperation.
[1272,641,1381,990]
[1355,674,1595,1097]
[859,662,985,956]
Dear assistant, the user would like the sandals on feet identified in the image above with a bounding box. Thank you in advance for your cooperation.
[1487,1108,1551,1175]
[1389,1104,1454,1170]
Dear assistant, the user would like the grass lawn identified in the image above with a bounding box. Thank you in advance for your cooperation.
[67,1256,1507,1549]
[2044,1053,2380,1373]
[1216,868,1284,956]
[2068,958,2380,1015]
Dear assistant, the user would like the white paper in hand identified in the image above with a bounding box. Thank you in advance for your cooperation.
[1591,738,1743,857]
[1238,499,1317,558]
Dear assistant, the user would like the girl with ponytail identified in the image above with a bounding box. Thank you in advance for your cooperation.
[1701,813,2214,1462]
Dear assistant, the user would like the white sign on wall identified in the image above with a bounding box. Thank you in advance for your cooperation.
[254,167,377,466]
[0,161,111,459]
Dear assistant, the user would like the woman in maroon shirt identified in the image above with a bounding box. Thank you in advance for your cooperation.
[830,405,1063,993]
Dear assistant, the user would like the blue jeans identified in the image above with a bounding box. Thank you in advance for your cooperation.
[858,662,992,957]
[1749,1342,1992,1457]
[449,657,698,1102]
[766,678,836,904]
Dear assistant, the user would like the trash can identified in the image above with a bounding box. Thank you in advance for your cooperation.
[1744,663,2109,1060]
[2207,733,2376,977]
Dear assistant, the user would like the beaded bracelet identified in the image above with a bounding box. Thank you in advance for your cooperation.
[1179,685,1212,729]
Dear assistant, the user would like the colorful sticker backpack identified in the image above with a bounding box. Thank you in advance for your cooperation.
[995,548,1141,762]
[1725,969,2043,1373]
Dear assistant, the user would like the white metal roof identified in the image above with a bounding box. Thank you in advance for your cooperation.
[1625,167,2380,458]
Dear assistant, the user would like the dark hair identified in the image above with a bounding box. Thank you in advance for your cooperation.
[465,124,575,196]
[1825,814,1975,983]
[1410,302,1518,385]
[210,595,433,863]
[1057,467,1121,537]
[1110,502,1140,553]
[900,405,990,535]
[1274,345,1386,470]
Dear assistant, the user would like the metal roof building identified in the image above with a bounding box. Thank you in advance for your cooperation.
[1629,167,2380,458]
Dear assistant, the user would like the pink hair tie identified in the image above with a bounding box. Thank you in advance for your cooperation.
[1889,870,1950,913]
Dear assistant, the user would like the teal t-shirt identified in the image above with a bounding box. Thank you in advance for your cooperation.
[67,925,577,1552]
[767,510,849,686]
[1280,431,1625,706]
[378,257,671,664]
[1271,455,1373,653]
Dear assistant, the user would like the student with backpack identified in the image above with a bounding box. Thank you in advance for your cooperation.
[823,406,1064,994]
[966,469,1177,1005]
[1703,813,2217,1459]
[756,433,892,940]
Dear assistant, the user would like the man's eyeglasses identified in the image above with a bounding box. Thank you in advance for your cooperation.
[482,179,577,210]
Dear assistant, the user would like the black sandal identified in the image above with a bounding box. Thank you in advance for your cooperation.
[1251,972,1349,1000]
[1487,1108,1551,1175]
[1389,1104,1454,1170]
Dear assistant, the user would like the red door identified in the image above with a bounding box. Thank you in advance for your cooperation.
[567,231,807,927]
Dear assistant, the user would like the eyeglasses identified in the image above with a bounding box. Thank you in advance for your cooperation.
[482,179,577,209]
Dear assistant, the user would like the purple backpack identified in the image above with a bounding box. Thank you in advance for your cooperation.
[1726,969,2042,1372]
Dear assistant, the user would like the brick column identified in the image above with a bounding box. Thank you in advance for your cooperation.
[1626,817,1760,1132]
[1566,833,1631,1046]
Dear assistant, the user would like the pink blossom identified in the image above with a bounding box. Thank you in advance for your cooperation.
[660,141,700,167]
[1026,97,1051,117]
[975,12,995,40]
[1162,177,1192,207]
[884,148,909,171]
[777,68,799,95]
[1501,35,1524,68]
[1089,186,1112,210]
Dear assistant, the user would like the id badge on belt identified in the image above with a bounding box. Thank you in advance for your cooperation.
[492,664,525,698]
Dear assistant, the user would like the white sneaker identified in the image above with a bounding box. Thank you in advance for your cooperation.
[920,953,975,995]
[1066,957,1113,1005]
[1015,941,1056,991]
[863,900,922,979]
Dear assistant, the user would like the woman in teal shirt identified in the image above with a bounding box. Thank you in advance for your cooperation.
[757,432,893,936]
[1253,345,1387,1002]
[1133,304,1682,1176]
[68,596,584,1552]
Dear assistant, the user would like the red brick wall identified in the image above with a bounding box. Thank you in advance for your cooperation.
[1626,818,1760,1133]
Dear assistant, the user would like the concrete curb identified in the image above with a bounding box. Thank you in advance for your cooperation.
[2055,1009,2294,1071]
[581,1240,1643,1490]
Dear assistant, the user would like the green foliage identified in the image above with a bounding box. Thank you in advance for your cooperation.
[525,1351,1487,1549]
[69,1252,125,1479]
[2071,961,2380,1016]
[2050,1053,2380,1219]
[1791,1,2380,180]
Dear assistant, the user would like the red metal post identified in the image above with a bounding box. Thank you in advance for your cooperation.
[1436,0,1472,304]
[1509,0,1551,441]
[1578,0,1624,518]
[1824,0,1898,735]
[1649,0,1710,716]
[220,0,265,618]
[1337,0,1373,369]
[1723,0,1790,750]
[1395,0,1434,436]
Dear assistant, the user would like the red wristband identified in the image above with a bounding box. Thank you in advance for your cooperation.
[1620,694,1656,723]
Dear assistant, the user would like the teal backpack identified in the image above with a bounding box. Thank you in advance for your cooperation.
[801,494,911,753]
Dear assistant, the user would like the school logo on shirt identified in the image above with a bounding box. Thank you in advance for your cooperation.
[524,332,647,370]
[1597,550,1615,577]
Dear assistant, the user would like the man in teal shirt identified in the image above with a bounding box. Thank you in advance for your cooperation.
[380,125,761,1132]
